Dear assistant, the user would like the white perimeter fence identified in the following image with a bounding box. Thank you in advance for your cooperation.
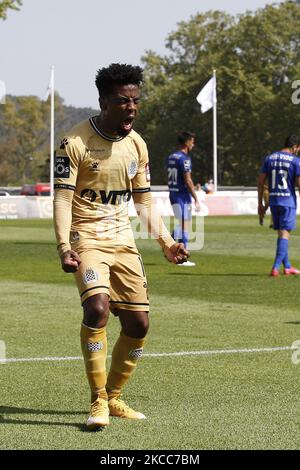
[0,191,266,220]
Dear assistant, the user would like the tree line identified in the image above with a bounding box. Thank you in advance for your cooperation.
[136,0,300,186]
[0,95,97,185]
[0,1,299,186]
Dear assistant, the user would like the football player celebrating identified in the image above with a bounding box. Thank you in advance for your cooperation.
[258,135,300,276]
[53,64,188,431]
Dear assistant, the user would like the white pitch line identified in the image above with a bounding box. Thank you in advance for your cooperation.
[0,356,83,364]
[145,346,294,357]
[0,346,295,364]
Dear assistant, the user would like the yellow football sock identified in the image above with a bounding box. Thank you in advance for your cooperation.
[106,332,146,399]
[80,323,108,402]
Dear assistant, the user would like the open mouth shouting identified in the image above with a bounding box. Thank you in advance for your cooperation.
[119,115,135,136]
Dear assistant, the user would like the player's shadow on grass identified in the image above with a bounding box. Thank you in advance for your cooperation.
[284,321,300,325]
[0,405,87,431]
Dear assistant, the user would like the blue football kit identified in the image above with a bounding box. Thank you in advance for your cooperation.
[166,150,193,247]
[261,151,300,230]
[167,151,192,221]
[261,150,300,273]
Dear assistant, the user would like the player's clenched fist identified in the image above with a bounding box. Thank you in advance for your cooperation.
[60,250,81,272]
[164,243,189,264]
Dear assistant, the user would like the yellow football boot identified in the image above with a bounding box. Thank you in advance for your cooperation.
[86,397,109,430]
[108,395,146,420]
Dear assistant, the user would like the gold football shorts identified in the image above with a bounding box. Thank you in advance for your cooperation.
[72,241,149,312]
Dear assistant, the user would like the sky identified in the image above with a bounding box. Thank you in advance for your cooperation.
[0,0,278,108]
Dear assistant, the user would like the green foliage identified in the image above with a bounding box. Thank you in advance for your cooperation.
[0,94,97,185]
[137,2,300,185]
[1,2,300,187]
[0,0,22,20]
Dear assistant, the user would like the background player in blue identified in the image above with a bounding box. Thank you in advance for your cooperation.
[167,131,200,266]
[257,135,300,276]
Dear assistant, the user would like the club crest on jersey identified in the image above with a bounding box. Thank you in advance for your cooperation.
[83,267,99,285]
[128,160,138,178]
[145,163,151,182]
[128,348,143,360]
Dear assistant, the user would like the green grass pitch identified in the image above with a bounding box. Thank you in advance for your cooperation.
[0,216,299,450]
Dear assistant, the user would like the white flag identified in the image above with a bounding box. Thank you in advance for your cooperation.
[44,66,54,101]
[0,80,6,105]
[196,75,217,113]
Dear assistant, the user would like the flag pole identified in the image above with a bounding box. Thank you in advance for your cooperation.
[213,69,218,192]
[50,65,55,198]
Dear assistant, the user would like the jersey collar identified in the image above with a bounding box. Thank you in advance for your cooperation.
[89,116,126,142]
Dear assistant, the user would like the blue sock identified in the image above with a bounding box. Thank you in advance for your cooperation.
[273,238,289,269]
[173,225,183,243]
[283,248,291,269]
[182,231,189,249]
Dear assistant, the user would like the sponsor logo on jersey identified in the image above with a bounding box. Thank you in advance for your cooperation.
[183,160,191,171]
[87,341,103,352]
[128,348,143,360]
[87,148,107,153]
[83,267,99,285]
[270,153,293,162]
[87,148,109,160]
[54,156,70,178]
[81,188,97,202]
[145,163,151,182]
[80,188,132,205]
[100,190,132,205]
[128,160,138,178]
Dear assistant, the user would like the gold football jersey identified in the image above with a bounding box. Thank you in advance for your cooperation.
[54,117,151,247]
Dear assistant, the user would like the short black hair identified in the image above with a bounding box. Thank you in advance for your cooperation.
[177,131,195,145]
[285,135,300,148]
[95,63,144,98]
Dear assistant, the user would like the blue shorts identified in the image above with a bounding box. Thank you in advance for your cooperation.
[169,193,192,221]
[270,206,296,231]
